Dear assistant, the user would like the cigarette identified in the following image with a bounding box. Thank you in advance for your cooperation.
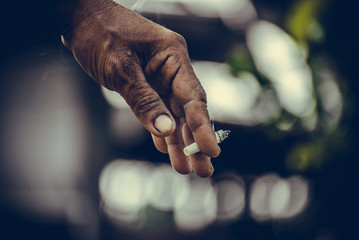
[183,129,231,156]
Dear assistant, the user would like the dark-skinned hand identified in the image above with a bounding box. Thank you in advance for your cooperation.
[61,0,221,177]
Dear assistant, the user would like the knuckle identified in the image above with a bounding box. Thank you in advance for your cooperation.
[102,56,121,91]
[163,55,181,77]
[163,31,187,50]
[171,32,187,47]
[130,87,162,115]
[134,95,162,115]
[195,85,207,103]
[185,84,207,104]
[166,54,180,66]
[103,64,117,91]
[103,55,134,91]
[102,32,117,52]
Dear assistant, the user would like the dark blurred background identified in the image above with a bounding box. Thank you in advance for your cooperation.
[0,0,358,239]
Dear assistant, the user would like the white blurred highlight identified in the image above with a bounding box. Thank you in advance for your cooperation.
[99,160,218,231]
[116,0,257,28]
[247,21,317,119]
[250,173,280,221]
[282,176,310,219]
[183,0,257,28]
[174,177,217,231]
[101,86,128,110]
[250,173,309,221]
[215,175,246,222]
[217,0,257,30]
[147,164,190,211]
[318,69,343,128]
[269,180,291,218]
[99,160,309,229]
[99,160,152,224]
[195,62,260,117]
[193,61,280,125]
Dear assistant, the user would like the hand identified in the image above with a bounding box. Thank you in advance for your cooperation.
[61,1,220,177]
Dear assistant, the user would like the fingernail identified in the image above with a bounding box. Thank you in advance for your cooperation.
[218,145,221,153]
[154,115,173,133]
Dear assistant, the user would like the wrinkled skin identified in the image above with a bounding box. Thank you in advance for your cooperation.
[62,1,220,177]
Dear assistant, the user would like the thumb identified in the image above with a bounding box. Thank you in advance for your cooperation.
[115,59,176,137]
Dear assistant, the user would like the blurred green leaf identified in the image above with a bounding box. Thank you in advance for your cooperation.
[285,0,327,44]
[227,45,256,76]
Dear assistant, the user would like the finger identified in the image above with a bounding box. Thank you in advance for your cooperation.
[172,66,220,157]
[151,134,168,153]
[169,94,185,118]
[115,57,176,138]
[165,119,192,175]
[182,122,214,178]
[144,50,181,93]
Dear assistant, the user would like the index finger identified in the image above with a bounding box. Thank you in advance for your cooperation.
[172,64,220,158]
